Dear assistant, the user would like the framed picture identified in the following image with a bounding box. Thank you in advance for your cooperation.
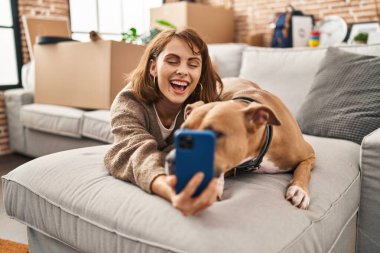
[348,22,380,44]
[292,15,314,47]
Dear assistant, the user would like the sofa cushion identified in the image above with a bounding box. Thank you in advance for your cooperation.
[208,43,246,78]
[240,46,327,115]
[24,128,104,157]
[296,47,380,144]
[239,44,380,116]
[20,104,84,138]
[82,110,113,143]
[2,135,360,253]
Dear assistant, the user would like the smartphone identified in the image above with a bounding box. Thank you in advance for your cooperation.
[174,129,215,197]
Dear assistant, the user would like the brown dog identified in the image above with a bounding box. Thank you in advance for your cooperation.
[182,78,315,209]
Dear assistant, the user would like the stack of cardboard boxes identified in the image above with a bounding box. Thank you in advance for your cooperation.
[26,2,235,110]
[23,16,146,110]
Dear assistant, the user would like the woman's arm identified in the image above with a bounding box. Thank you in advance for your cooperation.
[104,89,219,215]
[104,91,166,193]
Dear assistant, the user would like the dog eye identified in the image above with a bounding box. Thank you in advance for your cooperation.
[213,131,224,139]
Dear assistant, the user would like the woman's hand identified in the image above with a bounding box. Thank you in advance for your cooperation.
[151,173,219,216]
[168,172,219,216]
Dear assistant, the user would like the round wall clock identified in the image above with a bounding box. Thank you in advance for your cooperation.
[318,15,348,47]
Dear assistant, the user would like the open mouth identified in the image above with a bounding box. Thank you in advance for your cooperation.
[170,80,189,93]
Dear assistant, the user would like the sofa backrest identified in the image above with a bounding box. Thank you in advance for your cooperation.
[209,43,380,116]
[208,43,246,78]
[240,47,327,115]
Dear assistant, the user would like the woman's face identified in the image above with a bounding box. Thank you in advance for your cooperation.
[150,37,202,106]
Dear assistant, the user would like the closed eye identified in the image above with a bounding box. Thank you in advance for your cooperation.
[165,54,180,65]
[188,58,201,68]
[188,61,200,68]
[167,60,179,65]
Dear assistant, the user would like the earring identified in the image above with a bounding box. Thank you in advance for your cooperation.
[199,83,203,92]
[152,75,157,86]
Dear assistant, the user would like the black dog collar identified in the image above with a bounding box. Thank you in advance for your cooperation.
[229,96,274,176]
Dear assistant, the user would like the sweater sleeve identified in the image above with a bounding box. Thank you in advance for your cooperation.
[104,91,167,193]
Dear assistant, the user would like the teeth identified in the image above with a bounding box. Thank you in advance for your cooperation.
[171,80,188,86]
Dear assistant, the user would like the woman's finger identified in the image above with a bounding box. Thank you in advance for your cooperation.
[192,179,218,213]
[180,172,204,199]
[171,173,204,215]
[171,173,219,216]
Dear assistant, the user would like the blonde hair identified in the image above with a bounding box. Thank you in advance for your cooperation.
[129,28,223,104]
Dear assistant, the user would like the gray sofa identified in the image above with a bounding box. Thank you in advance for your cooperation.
[2,43,380,253]
[4,89,113,157]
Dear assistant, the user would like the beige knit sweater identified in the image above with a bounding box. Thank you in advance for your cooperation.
[104,85,185,193]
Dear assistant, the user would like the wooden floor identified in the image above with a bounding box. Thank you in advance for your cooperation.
[0,153,33,244]
[0,153,32,175]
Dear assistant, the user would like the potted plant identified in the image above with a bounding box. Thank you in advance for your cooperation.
[353,32,368,44]
[122,20,176,45]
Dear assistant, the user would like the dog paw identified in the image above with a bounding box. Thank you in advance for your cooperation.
[286,185,310,209]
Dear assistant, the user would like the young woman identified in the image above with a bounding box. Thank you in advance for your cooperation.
[104,28,223,216]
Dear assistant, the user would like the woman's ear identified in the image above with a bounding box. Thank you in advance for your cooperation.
[149,59,157,77]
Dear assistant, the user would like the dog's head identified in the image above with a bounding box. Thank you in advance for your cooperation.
[182,100,281,175]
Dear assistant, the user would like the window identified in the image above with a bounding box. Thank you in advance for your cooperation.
[0,0,22,89]
[69,0,163,42]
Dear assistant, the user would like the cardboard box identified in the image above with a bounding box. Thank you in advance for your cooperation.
[35,40,145,109]
[23,16,71,59]
[243,33,264,47]
[150,2,234,43]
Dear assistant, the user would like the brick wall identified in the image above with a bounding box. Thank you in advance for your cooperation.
[17,0,380,62]
[0,92,10,155]
[18,0,69,64]
[200,0,380,46]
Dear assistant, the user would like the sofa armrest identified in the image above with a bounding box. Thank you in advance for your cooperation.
[4,88,34,153]
[357,127,380,253]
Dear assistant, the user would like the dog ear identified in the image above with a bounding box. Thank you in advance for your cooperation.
[184,101,205,119]
[242,104,281,127]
